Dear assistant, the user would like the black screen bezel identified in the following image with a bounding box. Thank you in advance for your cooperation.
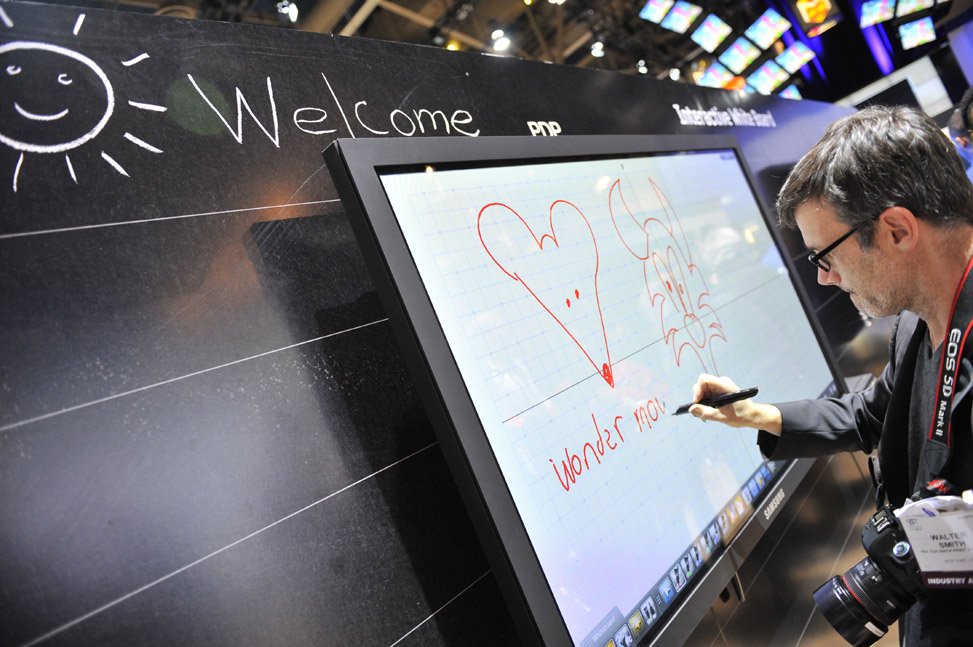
[324,134,846,646]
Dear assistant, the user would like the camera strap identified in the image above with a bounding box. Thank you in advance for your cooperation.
[924,254,973,479]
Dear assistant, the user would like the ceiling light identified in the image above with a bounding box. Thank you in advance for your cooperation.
[494,36,511,51]
[492,28,505,40]
[276,0,298,22]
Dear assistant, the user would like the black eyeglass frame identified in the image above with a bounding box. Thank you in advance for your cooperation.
[807,220,868,272]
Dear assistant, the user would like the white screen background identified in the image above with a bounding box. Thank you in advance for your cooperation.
[379,151,833,643]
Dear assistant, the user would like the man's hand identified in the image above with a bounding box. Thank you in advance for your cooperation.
[689,374,782,436]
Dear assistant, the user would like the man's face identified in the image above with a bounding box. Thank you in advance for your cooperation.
[795,200,906,319]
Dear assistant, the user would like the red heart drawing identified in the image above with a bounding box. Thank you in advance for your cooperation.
[478,200,614,388]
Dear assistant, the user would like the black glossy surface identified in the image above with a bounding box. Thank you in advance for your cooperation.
[683,452,898,647]
[0,3,860,645]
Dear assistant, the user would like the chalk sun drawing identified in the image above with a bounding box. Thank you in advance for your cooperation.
[0,9,166,192]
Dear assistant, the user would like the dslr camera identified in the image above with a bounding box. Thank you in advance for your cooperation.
[812,504,925,646]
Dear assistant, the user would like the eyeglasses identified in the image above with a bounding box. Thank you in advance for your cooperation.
[807,220,868,272]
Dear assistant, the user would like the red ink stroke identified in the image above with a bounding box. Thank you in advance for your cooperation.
[608,178,726,374]
[478,200,615,388]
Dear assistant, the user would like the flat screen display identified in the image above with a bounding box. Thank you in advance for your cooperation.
[744,8,792,49]
[775,41,816,73]
[789,0,843,36]
[691,14,733,52]
[748,60,790,95]
[899,16,936,48]
[779,83,803,99]
[639,0,675,23]
[660,1,703,33]
[718,37,761,74]
[860,0,896,26]
[697,61,734,88]
[896,0,934,17]
[325,135,840,646]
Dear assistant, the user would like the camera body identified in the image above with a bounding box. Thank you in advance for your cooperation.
[813,505,925,647]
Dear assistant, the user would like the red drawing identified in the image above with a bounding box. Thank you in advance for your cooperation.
[608,178,726,374]
[478,200,615,388]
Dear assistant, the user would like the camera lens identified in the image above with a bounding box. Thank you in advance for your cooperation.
[813,557,915,647]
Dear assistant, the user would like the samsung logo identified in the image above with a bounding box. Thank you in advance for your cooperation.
[763,489,786,521]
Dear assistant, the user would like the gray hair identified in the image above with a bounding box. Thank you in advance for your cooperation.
[776,105,973,248]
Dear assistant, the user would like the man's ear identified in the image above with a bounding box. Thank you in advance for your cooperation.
[877,207,919,251]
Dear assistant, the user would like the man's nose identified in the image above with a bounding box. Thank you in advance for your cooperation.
[817,265,839,286]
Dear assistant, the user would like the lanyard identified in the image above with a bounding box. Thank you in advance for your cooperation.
[926,255,973,472]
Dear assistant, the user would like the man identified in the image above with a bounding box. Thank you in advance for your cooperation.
[690,105,973,646]
[959,85,973,136]
[947,108,973,181]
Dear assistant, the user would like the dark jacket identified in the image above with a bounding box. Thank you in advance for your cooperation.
[755,311,973,647]
[758,311,973,505]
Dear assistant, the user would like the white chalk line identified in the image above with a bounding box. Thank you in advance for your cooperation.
[16,439,440,647]
[0,199,340,240]
[0,318,389,434]
[128,100,166,112]
[123,132,162,153]
[100,151,129,177]
[65,154,77,183]
[13,152,23,193]
[121,53,149,67]
[321,73,355,138]
[387,570,492,647]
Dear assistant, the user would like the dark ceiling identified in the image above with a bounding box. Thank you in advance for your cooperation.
[45,0,973,103]
[315,0,770,76]
[138,0,776,77]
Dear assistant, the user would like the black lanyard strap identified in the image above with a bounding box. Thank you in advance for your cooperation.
[925,255,973,477]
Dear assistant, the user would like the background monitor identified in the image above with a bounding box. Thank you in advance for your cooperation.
[639,0,675,23]
[660,1,703,33]
[860,0,896,26]
[744,8,792,49]
[899,15,937,48]
[691,14,733,52]
[788,0,843,36]
[896,0,934,17]
[747,61,790,94]
[325,135,842,646]
[748,60,791,94]
[697,61,735,88]
[779,83,804,99]
[775,40,816,73]
[719,37,761,74]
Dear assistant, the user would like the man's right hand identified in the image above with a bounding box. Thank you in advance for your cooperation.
[689,374,782,436]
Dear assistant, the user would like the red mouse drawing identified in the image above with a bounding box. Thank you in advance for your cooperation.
[478,199,615,388]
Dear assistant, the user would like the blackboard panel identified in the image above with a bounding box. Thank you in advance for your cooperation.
[0,3,855,646]
[0,205,357,429]
[0,321,444,640]
[4,448,497,647]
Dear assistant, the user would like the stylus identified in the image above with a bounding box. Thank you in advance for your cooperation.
[673,387,759,416]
